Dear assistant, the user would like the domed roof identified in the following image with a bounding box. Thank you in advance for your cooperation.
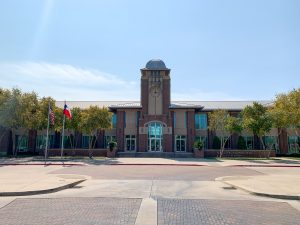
[145,59,167,70]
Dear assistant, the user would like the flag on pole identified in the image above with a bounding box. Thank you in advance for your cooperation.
[63,104,72,120]
[49,106,55,125]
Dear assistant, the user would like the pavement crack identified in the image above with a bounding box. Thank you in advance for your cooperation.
[149,180,154,198]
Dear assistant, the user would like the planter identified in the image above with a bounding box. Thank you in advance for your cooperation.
[106,147,117,158]
[194,148,204,158]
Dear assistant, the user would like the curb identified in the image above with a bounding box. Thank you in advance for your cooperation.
[216,177,300,200]
[0,163,85,166]
[230,165,300,168]
[106,163,207,167]
[0,179,86,197]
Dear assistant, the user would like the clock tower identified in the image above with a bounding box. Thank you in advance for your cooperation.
[138,59,173,152]
[140,59,171,116]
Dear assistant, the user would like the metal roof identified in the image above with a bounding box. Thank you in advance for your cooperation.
[144,59,169,70]
[56,100,273,111]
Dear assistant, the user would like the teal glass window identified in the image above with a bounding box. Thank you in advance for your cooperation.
[244,136,253,150]
[15,135,28,152]
[288,136,300,154]
[124,112,126,128]
[263,136,278,151]
[36,135,46,150]
[82,135,89,149]
[195,114,208,129]
[112,114,117,128]
[173,112,176,128]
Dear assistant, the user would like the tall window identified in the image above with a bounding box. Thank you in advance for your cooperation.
[175,135,186,152]
[288,136,300,154]
[173,112,176,128]
[124,112,126,128]
[244,136,254,150]
[82,135,90,149]
[263,136,278,151]
[195,114,208,129]
[195,136,208,149]
[125,135,136,151]
[36,135,46,150]
[63,136,72,149]
[112,114,117,128]
[15,135,28,152]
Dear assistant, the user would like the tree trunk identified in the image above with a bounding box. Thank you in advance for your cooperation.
[220,136,230,158]
[12,129,17,157]
[259,136,265,150]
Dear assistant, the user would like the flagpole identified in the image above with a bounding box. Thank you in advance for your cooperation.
[61,101,66,159]
[45,102,50,165]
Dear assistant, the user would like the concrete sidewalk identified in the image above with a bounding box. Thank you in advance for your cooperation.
[1,156,300,167]
[0,165,88,196]
[217,167,300,200]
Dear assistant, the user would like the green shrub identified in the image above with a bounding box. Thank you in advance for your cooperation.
[193,140,204,150]
[237,136,247,150]
[108,141,117,151]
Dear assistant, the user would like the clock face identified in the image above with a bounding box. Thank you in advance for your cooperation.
[150,86,161,97]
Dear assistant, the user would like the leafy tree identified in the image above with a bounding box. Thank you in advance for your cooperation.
[242,102,273,150]
[237,136,247,150]
[36,97,56,130]
[270,88,300,137]
[65,107,82,149]
[0,88,12,144]
[0,88,24,155]
[79,106,112,157]
[209,110,242,157]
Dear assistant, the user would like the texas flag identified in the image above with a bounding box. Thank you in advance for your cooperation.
[63,104,72,120]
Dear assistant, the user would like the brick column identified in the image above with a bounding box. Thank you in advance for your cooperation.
[138,134,147,152]
[28,130,37,154]
[96,129,105,148]
[278,128,288,154]
[74,131,82,149]
[162,78,170,115]
[116,111,125,151]
[164,134,172,152]
[186,111,195,152]
[141,78,149,115]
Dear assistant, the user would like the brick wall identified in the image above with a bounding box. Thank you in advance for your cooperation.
[116,111,125,151]
[186,111,195,152]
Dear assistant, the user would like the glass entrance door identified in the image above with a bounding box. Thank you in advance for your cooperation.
[148,122,163,152]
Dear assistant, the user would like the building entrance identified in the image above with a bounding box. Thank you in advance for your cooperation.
[147,122,163,152]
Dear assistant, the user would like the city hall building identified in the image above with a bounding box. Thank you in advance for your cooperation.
[0,60,299,157]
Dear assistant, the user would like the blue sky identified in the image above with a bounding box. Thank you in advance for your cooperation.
[0,0,299,101]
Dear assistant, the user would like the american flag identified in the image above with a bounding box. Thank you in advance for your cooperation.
[49,106,55,125]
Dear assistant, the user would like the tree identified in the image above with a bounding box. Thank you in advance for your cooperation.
[242,102,273,150]
[0,88,24,155]
[270,88,300,137]
[209,110,242,157]
[65,107,82,149]
[79,106,112,158]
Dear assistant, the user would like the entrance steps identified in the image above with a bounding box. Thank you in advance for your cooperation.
[117,152,194,158]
